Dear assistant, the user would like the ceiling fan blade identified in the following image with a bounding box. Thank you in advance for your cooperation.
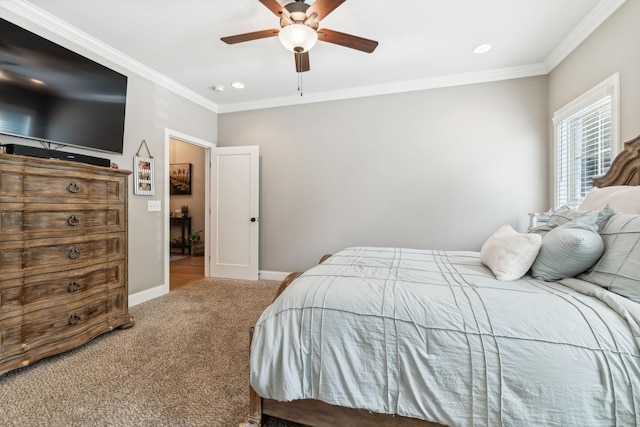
[317,28,378,53]
[307,0,346,21]
[295,51,310,73]
[259,0,289,18]
[221,29,279,44]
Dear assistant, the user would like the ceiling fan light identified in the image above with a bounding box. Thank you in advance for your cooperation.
[278,24,317,53]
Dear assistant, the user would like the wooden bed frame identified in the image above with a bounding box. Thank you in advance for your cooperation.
[240,134,640,427]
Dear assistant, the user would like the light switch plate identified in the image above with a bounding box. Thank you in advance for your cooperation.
[148,200,161,212]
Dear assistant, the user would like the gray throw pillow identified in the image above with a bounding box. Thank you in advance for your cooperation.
[531,211,605,281]
[578,213,640,303]
[530,205,614,237]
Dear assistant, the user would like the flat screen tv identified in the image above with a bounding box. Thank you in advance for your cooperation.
[0,17,127,154]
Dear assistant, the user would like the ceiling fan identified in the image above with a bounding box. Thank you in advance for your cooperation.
[221,0,378,73]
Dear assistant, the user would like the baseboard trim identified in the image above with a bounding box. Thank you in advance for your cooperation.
[129,284,168,307]
[259,270,291,281]
[129,272,289,307]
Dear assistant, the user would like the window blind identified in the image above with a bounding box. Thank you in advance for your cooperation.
[555,96,612,208]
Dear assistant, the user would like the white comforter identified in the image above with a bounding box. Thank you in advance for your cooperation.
[250,247,640,426]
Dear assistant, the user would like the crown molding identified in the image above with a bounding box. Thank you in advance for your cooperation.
[1,0,620,115]
[543,0,626,71]
[0,0,220,114]
[218,63,549,113]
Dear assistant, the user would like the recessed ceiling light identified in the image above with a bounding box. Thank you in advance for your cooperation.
[231,82,245,89]
[211,84,225,92]
[473,43,492,54]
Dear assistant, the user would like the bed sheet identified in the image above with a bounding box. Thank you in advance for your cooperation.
[250,247,640,426]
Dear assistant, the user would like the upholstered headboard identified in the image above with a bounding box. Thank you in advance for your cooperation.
[593,134,640,187]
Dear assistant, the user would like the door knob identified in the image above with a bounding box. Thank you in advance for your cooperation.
[250,217,259,222]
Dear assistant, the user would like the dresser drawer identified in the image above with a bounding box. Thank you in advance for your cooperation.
[0,233,125,279]
[0,288,127,370]
[0,261,124,319]
[0,159,126,205]
[23,288,127,347]
[0,204,125,241]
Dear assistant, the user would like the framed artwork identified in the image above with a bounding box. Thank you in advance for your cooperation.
[170,163,192,195]
[133,156,155,195]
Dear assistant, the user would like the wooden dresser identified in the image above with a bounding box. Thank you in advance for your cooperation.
[0,153,133,376]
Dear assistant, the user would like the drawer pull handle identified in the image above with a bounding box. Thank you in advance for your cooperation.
[69,313,81,325]
[68,182,81,193]
[68,215,80,226]
[69,248,81,259]
[67,281,80,293]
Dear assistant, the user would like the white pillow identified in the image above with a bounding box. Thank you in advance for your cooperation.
[578,186,640,213]
[480,225,542,281]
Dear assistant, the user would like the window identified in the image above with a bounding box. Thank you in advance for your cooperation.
[0,103,33,136]
[553,74,619,208]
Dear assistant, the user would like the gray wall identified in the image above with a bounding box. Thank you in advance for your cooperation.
[0,11,218,295]
[549,0,640,145]
[123,78,216,294]
[219,77,548,272]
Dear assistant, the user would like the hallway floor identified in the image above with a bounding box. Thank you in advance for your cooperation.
[169,255,205,291]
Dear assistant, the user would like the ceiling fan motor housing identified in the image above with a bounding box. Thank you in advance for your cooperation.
[282,1,313,27]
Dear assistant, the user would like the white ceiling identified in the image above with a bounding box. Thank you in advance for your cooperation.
[2,0,625,113]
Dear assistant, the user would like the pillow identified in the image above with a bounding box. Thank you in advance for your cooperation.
[480,225,542,281]
[531,212,605,281]
[578,213,640,303]
[530,204,614,236]
[546,206,584,226]
[578,185,640,213]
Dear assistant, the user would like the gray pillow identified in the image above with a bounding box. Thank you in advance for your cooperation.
[530,205,614,237]
[531,212,605,281]
[546,206,584,226]
[578,213,640,303]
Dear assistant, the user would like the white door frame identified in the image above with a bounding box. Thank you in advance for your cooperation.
[164,129,216,294]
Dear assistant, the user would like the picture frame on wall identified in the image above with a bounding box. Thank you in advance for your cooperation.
[170,163,192,195]
[133,155,155,195]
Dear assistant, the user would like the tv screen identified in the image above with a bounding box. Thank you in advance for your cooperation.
[0,18,127,154]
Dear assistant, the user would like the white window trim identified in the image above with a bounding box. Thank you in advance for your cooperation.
[552,73,620,208]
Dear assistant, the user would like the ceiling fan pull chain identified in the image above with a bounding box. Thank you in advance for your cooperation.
[298,71,303,96]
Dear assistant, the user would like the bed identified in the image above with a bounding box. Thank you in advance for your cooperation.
[240,134,640,427]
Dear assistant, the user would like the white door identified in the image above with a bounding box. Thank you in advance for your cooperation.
[210,146,259,280]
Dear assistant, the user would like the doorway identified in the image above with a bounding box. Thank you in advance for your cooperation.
[165,130,215,292]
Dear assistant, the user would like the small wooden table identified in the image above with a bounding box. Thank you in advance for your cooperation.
[170,216,191,254]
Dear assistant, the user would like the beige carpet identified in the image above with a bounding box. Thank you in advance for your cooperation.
[0,278,306,427]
